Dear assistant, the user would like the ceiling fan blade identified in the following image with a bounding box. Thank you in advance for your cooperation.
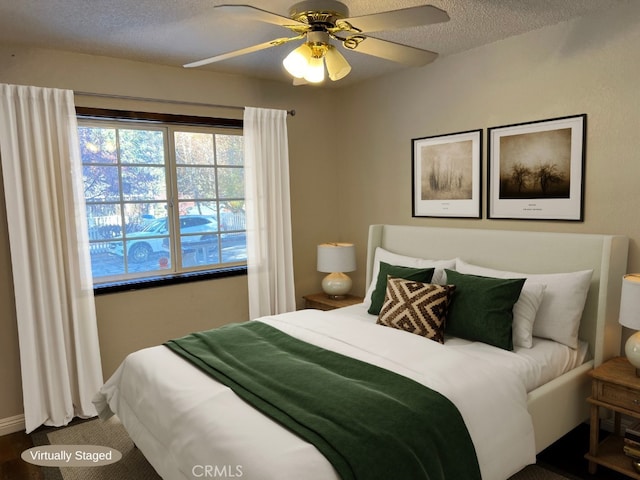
[214,4,305,28]
[341,5,449,33]
[346,36,438,67]
[184,36,302,68]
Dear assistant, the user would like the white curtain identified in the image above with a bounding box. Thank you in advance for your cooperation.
[244,107,296,319]
[0,84,103,433]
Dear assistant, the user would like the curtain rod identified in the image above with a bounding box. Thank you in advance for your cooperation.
[73,90,296,116]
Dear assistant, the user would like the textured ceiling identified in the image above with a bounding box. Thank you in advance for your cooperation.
[0,0,629,87]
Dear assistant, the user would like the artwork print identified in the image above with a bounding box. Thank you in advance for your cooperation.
[488,114,586,221]
[412,129,481,218]
[421,139,473,200]
[499,128,571,199]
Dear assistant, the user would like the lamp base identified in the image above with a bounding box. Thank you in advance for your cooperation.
[625,331,640,376]
[321,272,352,299]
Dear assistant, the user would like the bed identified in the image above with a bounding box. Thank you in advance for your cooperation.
[94,225,629,480]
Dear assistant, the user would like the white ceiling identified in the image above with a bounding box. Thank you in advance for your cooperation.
[0,0,629,87]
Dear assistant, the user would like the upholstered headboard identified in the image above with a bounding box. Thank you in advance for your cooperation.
[366,225,629,366]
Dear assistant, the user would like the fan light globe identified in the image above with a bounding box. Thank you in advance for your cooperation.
[325,47,351,81]
[304,56,325,83]
[283,44,312,78]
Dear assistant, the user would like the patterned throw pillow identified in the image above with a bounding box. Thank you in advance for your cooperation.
[377,277,455,343]
[367,262,435,315]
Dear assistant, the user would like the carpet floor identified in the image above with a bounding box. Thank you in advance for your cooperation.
[28,416,597,480]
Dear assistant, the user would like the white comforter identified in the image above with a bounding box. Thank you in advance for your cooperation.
[94,309,536,480]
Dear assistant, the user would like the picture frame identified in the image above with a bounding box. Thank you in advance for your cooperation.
[412,129,482,218]
[487,114,586,221]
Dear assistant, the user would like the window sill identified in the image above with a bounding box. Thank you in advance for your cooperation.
[94,266,247,295]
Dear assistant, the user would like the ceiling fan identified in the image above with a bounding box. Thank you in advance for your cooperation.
[183,1,449,84]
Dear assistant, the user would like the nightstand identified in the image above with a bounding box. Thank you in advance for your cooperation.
[303,292,364,311]
[586,356,640,478]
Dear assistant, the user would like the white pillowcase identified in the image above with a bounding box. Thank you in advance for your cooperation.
[510,283,546,348]
[364,247,456,309]
[455,259,592,349]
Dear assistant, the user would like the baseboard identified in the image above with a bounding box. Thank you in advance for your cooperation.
[0,414,25,436]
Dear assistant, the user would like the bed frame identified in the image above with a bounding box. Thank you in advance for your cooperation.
[366,225,628,453]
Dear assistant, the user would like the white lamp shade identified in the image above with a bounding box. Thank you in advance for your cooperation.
[325,47,351,81]
[283,44,312,78]
[620,274,640,329]
[317,243,356,273]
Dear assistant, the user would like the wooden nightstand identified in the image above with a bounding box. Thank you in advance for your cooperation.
[303,292,364,311]
[586,356,640,478]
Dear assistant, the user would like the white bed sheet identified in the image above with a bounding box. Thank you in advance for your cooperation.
[94,308,537,480]
[336,303,589,393]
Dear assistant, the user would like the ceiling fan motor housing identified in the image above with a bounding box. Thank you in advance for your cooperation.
[289,0,349,25]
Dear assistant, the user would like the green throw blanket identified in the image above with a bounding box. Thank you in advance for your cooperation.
[165,321,481,480]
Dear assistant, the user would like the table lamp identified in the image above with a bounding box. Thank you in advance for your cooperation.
[317,243,356,299]
[619,274,640,375]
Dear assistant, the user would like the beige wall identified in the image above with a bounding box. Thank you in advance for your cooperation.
[334,2,640,297]
[1,1,639,424]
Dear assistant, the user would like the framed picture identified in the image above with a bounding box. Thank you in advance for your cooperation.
[487,114,586,221]
[412,129,482,218]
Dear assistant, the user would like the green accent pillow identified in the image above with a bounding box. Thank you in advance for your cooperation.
[444,269,525,351]
[368,262,435,315]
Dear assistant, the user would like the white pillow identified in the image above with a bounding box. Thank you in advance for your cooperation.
[511,282,546,348]
[364,247,456,309]
[455,259,592,348]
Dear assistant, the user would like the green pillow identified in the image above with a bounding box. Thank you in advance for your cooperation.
[444,269,525,351]
[368,262,435,315]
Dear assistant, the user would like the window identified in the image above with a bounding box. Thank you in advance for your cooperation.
[77,110,246,288]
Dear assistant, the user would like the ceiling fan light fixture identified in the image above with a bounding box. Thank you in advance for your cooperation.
[283,43,313,78]
[303,55,325,83]
[325,45,351,81]
[187,3,449,83]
